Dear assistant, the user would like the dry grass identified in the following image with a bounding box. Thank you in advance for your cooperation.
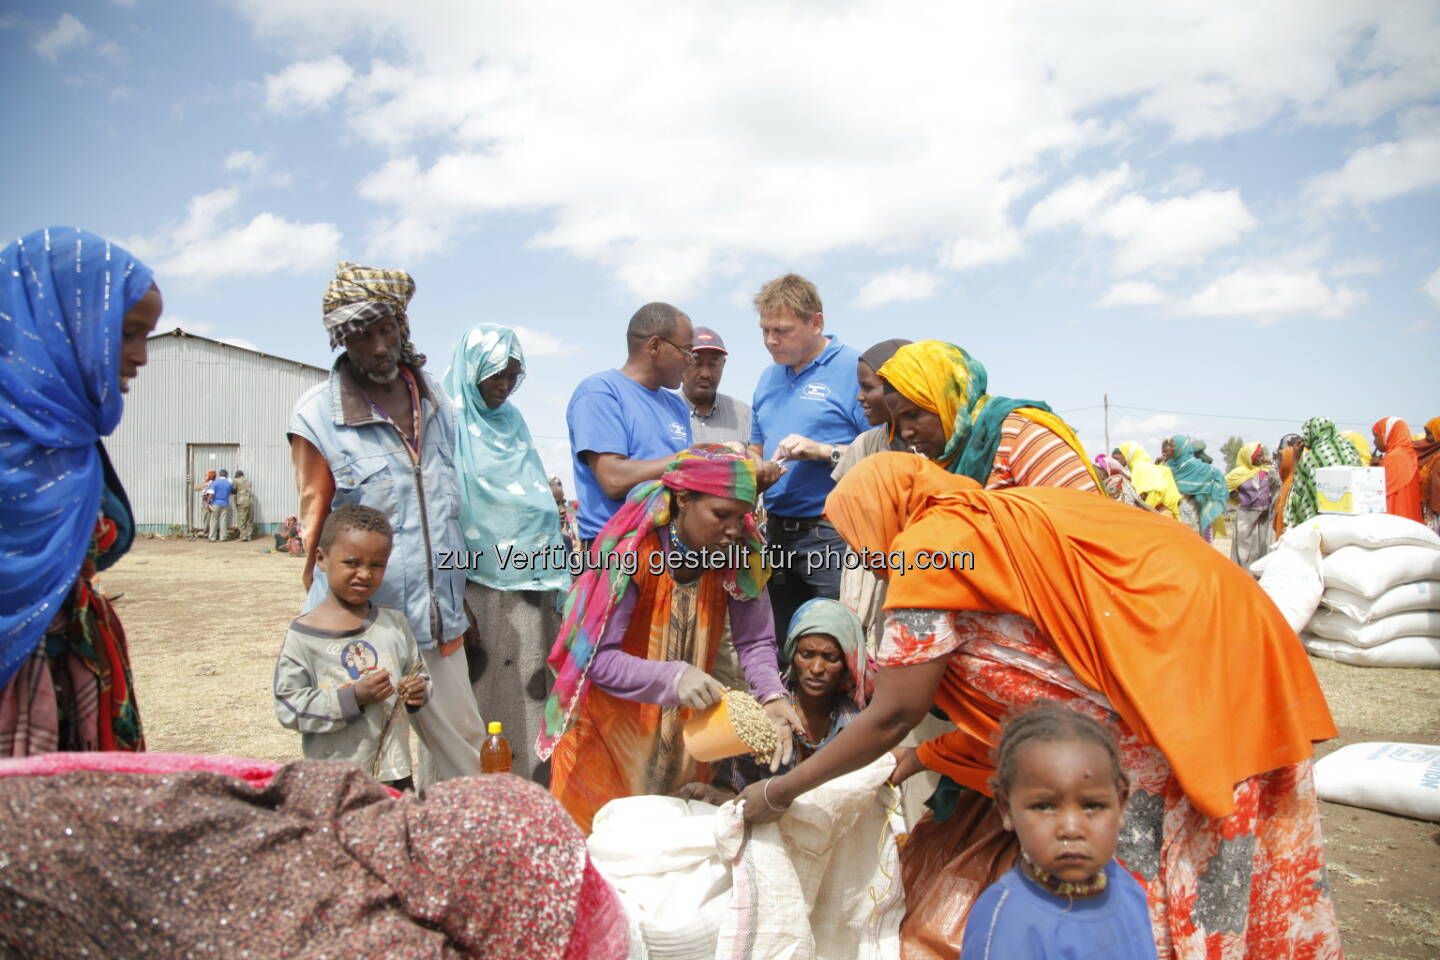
[103,537,1440,958]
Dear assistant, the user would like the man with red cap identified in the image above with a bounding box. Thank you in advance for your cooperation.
[683,326,752,447]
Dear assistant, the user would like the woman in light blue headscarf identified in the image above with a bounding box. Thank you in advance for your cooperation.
[1,227,163,755]
[444,324,567,784]
[1166,435,1228,538]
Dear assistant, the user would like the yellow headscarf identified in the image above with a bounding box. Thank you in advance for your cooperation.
[1341,431,1371,463]
[1225,442,1265,492]
[1116,442,1181,519]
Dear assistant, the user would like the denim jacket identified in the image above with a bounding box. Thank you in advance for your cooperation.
[289,358,467,649]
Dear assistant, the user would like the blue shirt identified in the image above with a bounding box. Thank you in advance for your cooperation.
[567,369,691,539]
[960,861,1158,960]
[748,336,867,517]
[210,477,233,506]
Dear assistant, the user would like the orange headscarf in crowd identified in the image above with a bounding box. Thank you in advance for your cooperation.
[1413,416,1440,518]
[1372,417,1422,522]
[1272,446,1298,537]
[825,453,1336,820]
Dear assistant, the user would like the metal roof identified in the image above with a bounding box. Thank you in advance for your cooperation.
[147,327,329,374]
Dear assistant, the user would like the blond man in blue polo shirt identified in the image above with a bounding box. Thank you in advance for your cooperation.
[746,273,868,643]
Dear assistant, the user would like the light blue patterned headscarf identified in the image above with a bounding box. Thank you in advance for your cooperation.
[1,227,153,688]
[442,324,566,591]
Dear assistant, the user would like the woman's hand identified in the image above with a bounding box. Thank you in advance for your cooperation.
[673,782,736,805]
[887,746,925,785]
[737,776,792,824]
[676,666,727,709]
[761,697,805,771]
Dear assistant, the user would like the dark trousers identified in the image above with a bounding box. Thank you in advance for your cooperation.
[764,517,845,653]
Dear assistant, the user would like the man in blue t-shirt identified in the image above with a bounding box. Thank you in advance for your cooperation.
[746,274,868,641]
[567,302,694,542]
[208,469,234,542]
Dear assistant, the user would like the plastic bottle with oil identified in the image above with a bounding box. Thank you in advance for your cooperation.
[480,721,512,774]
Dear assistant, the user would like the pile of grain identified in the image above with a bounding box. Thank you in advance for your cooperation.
[724,689,777,762]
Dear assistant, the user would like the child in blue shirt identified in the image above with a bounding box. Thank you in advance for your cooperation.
[961,702,1158,960]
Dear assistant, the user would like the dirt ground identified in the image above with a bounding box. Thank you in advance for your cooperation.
[106,538,1439,959]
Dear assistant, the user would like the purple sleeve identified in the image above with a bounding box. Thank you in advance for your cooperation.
[586,586,687,706]
[728,590,786,702]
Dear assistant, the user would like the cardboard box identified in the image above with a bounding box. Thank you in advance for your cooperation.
[1315,466,1386,516]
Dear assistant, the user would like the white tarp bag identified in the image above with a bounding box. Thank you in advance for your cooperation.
[1301,633,1440,669]
[1256,525,1325,633]
[1322,544,1440,599]
[1319,579,1440,623]
[588,796,732,960]
[1308,609,1440,648]
[1293,513,1440,552]
[588,755,905,960]
[1314,742,1440,822]
[714,755,904,960]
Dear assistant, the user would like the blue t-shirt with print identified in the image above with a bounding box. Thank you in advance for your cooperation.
[568,369,691,539]
[749,336,867,517]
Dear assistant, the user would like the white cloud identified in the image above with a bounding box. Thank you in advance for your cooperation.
[511,325,578,358]
[1407,319,1434,334]
[224,151,264,175]
[1306,106,1440,209]
[1424,265,1440,308]
[35,13,90,60]
[1330,257,1383,278]
[1097,190,1256,275]
[1026,166,1132,233]
[856,267,939,308]
[1097,281,1168,308]
[1183,267,1363,321]
[264,55,353,113]
[128,187,341,284]
[229,1,1440,295]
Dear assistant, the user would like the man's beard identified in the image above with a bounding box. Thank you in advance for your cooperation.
[364,362,401,384]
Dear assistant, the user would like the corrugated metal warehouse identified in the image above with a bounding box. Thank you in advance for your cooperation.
[106,329,329,534]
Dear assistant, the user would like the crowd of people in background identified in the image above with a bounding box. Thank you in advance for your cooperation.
[9,226,1436,959]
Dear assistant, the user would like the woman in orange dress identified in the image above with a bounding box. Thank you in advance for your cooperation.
[1372,417,1423,522]
[739,453,1341,960]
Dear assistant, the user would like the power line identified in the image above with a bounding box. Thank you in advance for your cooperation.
[1108,403,1371,426]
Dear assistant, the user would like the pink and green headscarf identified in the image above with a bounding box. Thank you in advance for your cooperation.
[535,444,768,760]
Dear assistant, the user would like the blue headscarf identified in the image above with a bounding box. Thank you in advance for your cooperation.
[441,324,566,592]
[1168,434,1228,531]
[1,227,153,688]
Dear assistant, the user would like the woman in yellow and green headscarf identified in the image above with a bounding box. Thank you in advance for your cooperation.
[1115,441,1182,520]
[876,340,1102,492]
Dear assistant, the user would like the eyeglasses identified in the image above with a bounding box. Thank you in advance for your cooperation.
[630,331,694,362]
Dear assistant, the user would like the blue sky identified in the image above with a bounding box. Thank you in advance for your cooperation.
[3,1,1437,490]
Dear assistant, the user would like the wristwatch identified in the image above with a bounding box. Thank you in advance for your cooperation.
[828,444,843,467]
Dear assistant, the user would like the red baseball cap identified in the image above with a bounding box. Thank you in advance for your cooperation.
[692,326,728,354]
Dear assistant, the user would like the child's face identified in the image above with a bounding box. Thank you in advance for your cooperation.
[317,528,392,606]
[999,739,1126,884]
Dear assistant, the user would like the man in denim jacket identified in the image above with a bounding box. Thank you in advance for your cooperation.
[288,262,485,783]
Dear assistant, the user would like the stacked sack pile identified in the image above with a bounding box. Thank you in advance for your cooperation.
[1283,514,1440,668]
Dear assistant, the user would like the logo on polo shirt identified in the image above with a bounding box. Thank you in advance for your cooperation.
[803,383,831,401]
[669,422,688,439]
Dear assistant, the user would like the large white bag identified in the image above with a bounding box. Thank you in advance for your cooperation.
[1294,513,1440,552]
[1314,742,1440,822]
[1256,526,1325,632]
[1301,633,1440,668]
[1322,544,1440,599]
[1308,609,1440,648]
[1319,579,1440,623]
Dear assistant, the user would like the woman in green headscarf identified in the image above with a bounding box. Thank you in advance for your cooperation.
[1284,417,1363,529]
[876,340,1101,492]
[444,324,568,785]
[1167,435,1229,538]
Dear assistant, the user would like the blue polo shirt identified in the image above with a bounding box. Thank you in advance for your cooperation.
[568,369,691,539]
[749,335,867,517]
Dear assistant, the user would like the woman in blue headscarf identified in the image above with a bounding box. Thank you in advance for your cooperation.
[0,227,163,755]
[443,324,567,784]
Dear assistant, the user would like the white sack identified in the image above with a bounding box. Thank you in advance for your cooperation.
[1301,633,1440,669]
[1319,580,1440,623]
[1308,609,1440,647]
[1256,525,1325,632]
[1314,741,1440,822]
[1294,513,1440,552]
[1322,544,1440,599]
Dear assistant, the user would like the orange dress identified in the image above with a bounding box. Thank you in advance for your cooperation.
[549,533,729,833]
[1374,417,1422,523]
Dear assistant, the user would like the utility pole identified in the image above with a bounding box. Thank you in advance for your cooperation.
[1103,393,1110,454]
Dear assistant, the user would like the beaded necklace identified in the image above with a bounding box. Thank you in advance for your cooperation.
[1018,849,1108,900]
